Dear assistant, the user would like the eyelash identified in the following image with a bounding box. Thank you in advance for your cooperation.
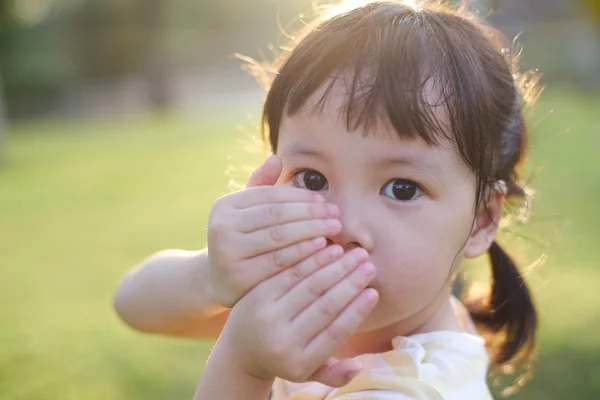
[289,168,424,202]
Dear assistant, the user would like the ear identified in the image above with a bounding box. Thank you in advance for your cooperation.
[463,183,506,259]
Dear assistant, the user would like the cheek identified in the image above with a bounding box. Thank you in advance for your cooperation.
[374,205,473,290]
[428,211,474,263]
[374,220,443,291]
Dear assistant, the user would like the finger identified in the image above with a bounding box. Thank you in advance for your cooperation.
[240,237,328,277]
[246,155,282,188]
[310,357,363,388]
[260,245,344,298]
[304,288,379,363]
[292,262,376,340]
[237,202,340,233]
[235,185,325,209]
[240,219,341,256]
[281,248,369,318]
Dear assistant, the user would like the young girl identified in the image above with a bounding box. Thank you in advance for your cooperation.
[114,1,540,398]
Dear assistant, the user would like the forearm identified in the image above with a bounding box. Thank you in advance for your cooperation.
[113,248,228,337]
[195,335,274,400]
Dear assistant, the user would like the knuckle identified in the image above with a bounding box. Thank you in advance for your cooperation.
[287,265,306,285]
[308,278,328,298]
[269,224,285,244]
[318,297,338,320]
[271,248,285,269]
[266,203,282,223]
[325,323,345,342]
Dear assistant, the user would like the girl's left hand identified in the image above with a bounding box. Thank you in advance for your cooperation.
[219,246,379,387]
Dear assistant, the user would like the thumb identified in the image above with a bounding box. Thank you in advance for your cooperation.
[309,357,363,388]
[246,155,282,188]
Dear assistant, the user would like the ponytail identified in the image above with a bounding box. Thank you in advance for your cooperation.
[467,241,537,365]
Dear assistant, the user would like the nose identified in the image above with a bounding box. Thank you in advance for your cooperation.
[326,194,374,253]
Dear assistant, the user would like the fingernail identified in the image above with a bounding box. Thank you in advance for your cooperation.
[312,237,326,247]
[360,263,375,278]
[364,288,378,305]
[353,248,368,262]
[325,203,339,217]
[325,219,341,231]
[329,245,344,258]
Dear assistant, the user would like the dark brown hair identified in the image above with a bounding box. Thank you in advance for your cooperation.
[243,0,541,370]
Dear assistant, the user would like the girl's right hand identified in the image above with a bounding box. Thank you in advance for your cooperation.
[207,155,342,308]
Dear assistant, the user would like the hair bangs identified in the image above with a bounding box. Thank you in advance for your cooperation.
[263,4,461,152]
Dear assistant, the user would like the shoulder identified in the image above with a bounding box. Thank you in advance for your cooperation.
[273,331,492,400]
[327,375,445,399]
[332,389,440,399]
[334,332,492,400]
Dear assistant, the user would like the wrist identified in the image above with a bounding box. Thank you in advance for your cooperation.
[196,333,274,400]
[221,332,276,382]
[190,249,221,311]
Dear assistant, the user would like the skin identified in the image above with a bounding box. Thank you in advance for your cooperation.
[195,83,505,398]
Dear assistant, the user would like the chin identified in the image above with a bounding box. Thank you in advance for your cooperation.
[355,292,436,336]
[355,301,404,333]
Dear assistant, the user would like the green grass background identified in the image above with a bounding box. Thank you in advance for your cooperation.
[0,86,598,399]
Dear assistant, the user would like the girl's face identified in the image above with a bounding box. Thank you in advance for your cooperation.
[275,84,480,333]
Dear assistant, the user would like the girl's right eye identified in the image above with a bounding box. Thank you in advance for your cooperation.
[290,169,328,191]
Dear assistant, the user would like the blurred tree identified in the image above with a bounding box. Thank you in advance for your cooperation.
[143,0,169,109]
[70,0,170,109]
[0,75,7,159]
[0,0,76,120]
[0,84,6,160]
[586,0,600,22]
[0,0,15,158]
[70,1,147,79]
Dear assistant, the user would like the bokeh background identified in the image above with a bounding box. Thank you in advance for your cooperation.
[1,0,599,399]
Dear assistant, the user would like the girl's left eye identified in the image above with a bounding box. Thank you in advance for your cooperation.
[381,179,422,201]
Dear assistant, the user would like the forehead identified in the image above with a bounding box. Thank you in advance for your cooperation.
[285,72,450,137]
[279,79,459,162]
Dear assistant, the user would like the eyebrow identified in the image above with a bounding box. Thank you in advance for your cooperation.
[280,141,442,175]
